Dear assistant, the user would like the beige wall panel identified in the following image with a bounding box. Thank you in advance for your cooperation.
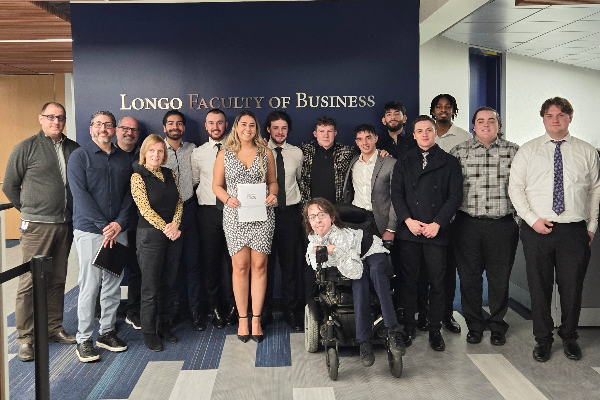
[0,74,61,239]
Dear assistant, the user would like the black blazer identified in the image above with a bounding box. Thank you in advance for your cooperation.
[391,144,463,245]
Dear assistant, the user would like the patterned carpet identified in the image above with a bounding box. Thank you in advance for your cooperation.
[6,272,507,400]
[7,286,296,400]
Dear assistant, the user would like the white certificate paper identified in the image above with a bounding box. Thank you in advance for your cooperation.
[237,183,267,222]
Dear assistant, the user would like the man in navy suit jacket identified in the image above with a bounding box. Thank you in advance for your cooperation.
[391,115,463,352]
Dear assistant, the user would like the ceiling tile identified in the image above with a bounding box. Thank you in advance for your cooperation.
[461,8,540,24]
[445,22,512,34]
[499,21,567,33]
[524,7,599,22]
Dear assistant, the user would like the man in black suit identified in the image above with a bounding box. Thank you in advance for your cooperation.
[391,115,463,352]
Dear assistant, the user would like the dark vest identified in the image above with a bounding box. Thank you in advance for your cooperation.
[133,164,180,230]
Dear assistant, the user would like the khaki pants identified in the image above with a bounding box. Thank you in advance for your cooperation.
[16,222,73,344]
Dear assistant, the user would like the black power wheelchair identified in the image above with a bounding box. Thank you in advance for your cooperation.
[304,231,403,381]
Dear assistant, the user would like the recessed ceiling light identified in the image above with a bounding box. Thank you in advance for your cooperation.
[0,39,72,43]
[51,59,73,62]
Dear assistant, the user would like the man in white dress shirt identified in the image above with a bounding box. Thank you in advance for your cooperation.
[262,111,304,330]
[191,108,237,331]
[509,97,600,362]
[429,93,471,334]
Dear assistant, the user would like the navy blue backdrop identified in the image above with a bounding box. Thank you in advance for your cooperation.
[71,0,419,147]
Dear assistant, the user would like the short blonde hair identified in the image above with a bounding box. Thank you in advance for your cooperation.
[139,134,168,165]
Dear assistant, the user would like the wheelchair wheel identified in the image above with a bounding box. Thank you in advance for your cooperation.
[326,347,339,381]
[305,304,319,353]
[388,351,403,378]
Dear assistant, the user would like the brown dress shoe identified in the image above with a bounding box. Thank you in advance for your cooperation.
[17,343,34,362]
[49,329,76,344]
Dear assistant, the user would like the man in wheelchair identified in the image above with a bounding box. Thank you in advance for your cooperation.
[304,197,405,368]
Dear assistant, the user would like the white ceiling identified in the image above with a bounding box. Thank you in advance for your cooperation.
[442,0,600,71]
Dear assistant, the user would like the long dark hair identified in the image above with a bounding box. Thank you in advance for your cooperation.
[302,197,347,237]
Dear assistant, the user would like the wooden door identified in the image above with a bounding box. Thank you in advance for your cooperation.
[0,74,66,239]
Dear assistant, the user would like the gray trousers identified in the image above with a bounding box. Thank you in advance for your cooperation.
[74,229,127,344]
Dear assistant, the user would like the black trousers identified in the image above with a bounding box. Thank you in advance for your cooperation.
[444,242,458,319]
[197,205,234,311]
[176,200,202,314]
[390,238,429,316]
[453,212,519,333]
[401,240,447,331]
[125,229,142,317]
[520,221,591,341]
[265,204,303,313]
[137,227,183,333]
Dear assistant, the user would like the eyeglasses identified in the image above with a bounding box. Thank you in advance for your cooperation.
[307,211,329,221]
[118,126,140,134]
[91,121,115,129]
[41,114,66,122]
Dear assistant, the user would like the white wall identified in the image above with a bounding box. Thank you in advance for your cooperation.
[419,35,471,131]
[65,73,76,142]
[505,53,600,148]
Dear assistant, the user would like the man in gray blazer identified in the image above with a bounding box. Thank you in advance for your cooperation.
[342,124,397,239]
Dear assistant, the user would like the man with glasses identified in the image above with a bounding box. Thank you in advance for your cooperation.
[115,117,142,330]
[162,110,206,329]
[67,111,133,362]
[3,102,79,361]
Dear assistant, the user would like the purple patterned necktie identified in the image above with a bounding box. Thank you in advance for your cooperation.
[551,140,565,215]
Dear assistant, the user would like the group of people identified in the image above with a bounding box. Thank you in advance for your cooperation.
[4,94,598,370]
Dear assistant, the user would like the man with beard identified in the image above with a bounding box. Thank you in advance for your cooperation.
[162,110,205,329]
[430,94,471,153]
[191,109,238,330]
[67,111,133,361]
[429,93,471,335]
[377,101,417,159]
[115,117,142,330]
[262,111,304,330]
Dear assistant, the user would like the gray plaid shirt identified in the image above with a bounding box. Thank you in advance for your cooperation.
[449,137,519,218]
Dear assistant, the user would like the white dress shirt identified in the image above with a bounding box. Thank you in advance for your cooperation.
[436,124,472,152]
[191,137,224,206]
[508,132,600,232]
[267,140,302,206]
[351,151,378,211]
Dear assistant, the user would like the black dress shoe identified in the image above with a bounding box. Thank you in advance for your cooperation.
[563,338,582,360]
[158,323,177,344]
[284,311,304,331]
[17,343,34,362]
[490,331,506,346]
[191,311,207,331]
[226,305,238,326]
[417,313,428,331]
[403,325,416,348]
[211,308,226,329]
[237,316,250,343]
[429,331,445,351]
[533,342,552,362]
[143,333,163,352]
[443,316,461,334]
[466,330,483,344]
[49,329,77,344]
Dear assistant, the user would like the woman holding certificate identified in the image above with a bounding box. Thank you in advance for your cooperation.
[131,134,183,352]
[213,110,278,343]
